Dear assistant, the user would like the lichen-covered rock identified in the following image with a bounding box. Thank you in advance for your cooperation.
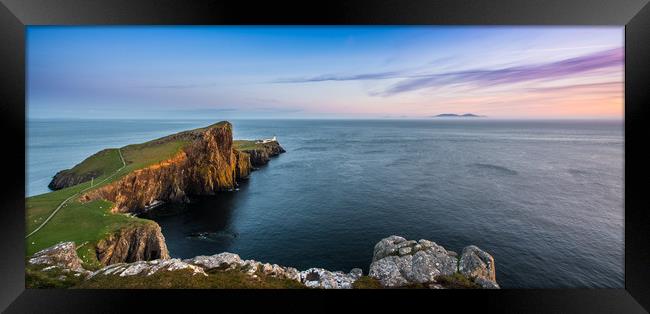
[96,222,169,265]
[299,268,360,289]
[349,268,363,279]
[29,237,498,289]
[369,236,458,287]
[458,245,499,289]
[28,242,90,275]
[183,252,301,281]
[184,252,243,270]
[89,258,207,278]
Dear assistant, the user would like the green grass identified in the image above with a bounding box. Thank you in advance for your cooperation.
[26,197,154,267]
[352,276,383,289]
[64,149,123,178]
[434,273,481,289]
[25,122,221,271]
[233,140,261,151]
[120,140,189,175]
[76,268,306,289]
[351,273,479,289]
[26,263,86,289]
[25,136,189,257]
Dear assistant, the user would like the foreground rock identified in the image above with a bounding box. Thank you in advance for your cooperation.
[89,258,207,278]
[28,242,91,276]
[369,235,499,288]
[96,222,170,264]
[459,245,499,289]
[299,267,363,289]
[184,252,361,288]
[28,236,498,289]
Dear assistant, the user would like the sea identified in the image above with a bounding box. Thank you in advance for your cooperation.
[27,118,624,288]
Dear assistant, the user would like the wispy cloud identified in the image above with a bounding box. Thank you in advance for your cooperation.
[270,48,623,98]
[526,81,622,94]
[136,83,217,89]
[382,48,623,96]
[272,70,408,83]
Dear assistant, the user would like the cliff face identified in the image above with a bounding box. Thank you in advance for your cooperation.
[240,141,286,167]
[95,223,170,265]
[80,122,253,213]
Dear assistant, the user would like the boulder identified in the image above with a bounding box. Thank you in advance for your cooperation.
[184,252,243,270]
[299,268,360,289]
[458,245,499,288]
[28,242,90,276]
[369,236,458,287]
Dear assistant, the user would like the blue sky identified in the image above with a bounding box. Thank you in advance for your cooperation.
[27,26,623,119]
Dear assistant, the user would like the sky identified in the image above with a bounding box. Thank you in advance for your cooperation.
[27,26,624,119]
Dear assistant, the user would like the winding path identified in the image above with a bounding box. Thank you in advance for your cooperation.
[26,148,126,239]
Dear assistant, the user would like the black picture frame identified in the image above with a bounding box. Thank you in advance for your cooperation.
[1,0,649,312]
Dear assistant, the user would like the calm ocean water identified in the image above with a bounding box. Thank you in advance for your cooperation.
[27,119,624,288]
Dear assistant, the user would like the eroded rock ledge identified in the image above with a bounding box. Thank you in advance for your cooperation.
[28,236,499,289]
[238,141,286,167]
[95,222,170,264]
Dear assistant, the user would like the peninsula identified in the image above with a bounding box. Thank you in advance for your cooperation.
[27,121,284,268]
[26,121,499,289]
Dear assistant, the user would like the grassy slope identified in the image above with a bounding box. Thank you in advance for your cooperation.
[64,149,123,178]
[76,268,306,289]
[233,140,260,151]
[25,137,190,267]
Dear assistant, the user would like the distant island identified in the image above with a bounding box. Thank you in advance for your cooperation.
[432,113,484,118]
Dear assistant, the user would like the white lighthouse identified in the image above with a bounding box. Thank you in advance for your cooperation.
[257,135,277,144]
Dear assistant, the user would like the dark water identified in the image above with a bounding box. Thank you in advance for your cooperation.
[27,119,624,288]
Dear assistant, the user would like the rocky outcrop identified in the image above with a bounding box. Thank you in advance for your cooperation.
[239,141,286,167]
[368,235,499,289]
[182,252,359,288]
[80,122,255,213]
[459,245,499,289]
[28,242,91,276]
[299,267,363,289]
[369,235,458,287]
[29,236,498,289]
[184,252,301,281]
[95,223,170,264]
[89,259,207,278]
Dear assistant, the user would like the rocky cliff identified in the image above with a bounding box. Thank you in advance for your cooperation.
[95,222,170,264]
[79,122,266,213]
[239,141,286,167]
[27,236,499,289]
